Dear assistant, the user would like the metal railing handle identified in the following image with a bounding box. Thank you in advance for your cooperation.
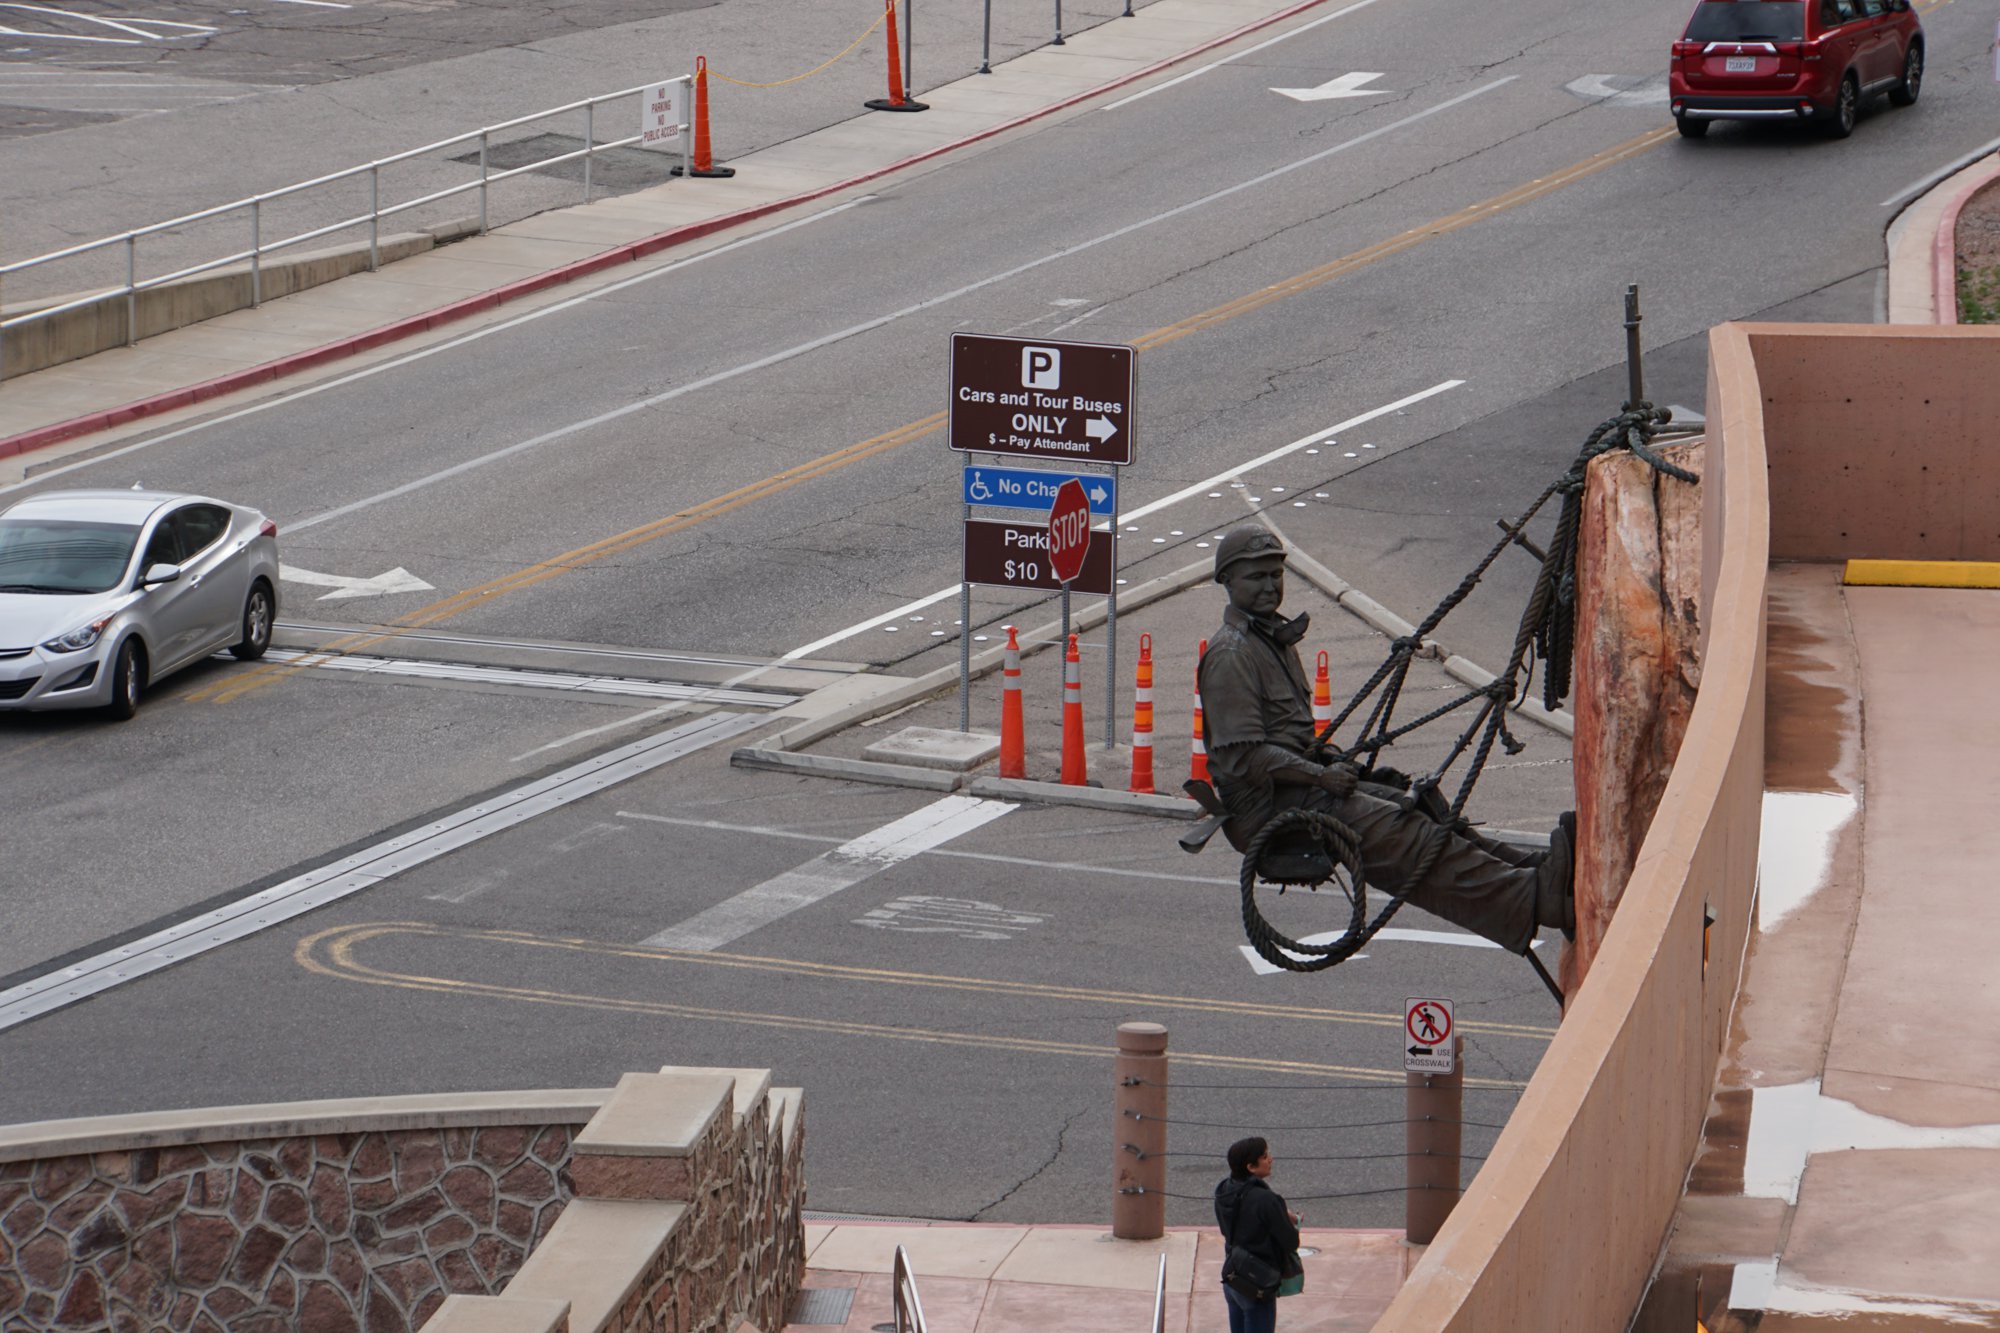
[892,1245,928,1333]
[1148,1251,1166,1333]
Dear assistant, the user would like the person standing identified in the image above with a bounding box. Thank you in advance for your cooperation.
[1214,1136,1300,1333]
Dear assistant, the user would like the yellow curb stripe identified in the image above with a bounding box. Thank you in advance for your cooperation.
[208,127,1675,706]
[1844,559,2000,589]
[294,923,1534,1086]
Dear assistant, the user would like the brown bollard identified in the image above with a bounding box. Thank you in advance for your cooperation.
[1113,1021,1168,1240]
[1404,1035,1463,1245]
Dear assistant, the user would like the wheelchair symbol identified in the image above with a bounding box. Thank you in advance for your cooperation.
[968,472,995,502]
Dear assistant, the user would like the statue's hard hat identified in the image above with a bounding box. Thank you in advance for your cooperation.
[1213,526,1287,582]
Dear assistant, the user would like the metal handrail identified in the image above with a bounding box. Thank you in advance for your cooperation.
[1148,1251,1167,1333]
[0,75,691,375]
[891,1245,928,1333]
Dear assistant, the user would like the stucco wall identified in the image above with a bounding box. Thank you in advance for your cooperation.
[1373,322,1773,1330]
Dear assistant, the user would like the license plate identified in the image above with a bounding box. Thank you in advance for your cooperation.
[1725,56,1758,72]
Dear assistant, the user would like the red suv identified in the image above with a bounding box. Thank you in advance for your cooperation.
[1670,0,1923,139]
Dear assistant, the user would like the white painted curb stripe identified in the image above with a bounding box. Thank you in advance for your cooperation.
[641,795,1015,952]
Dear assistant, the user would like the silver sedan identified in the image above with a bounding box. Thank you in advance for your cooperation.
[0,489,280,717]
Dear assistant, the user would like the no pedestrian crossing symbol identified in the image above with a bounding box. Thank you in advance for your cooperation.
[1404,998,1454,1074]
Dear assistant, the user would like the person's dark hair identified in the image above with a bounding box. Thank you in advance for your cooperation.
[1226,1136,1268,1179]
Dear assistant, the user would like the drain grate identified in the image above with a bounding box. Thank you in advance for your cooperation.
[789,1287,857,1325]
[447,132,678,195]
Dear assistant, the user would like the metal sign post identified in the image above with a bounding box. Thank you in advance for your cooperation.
[951,333,1136,758]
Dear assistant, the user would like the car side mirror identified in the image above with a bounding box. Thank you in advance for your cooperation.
[140,562,182,587]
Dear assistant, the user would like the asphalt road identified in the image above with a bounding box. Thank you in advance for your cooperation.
[2,0,1991,1226]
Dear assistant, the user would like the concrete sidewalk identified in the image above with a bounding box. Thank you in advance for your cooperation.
[788,1223,1413,1332]
[0,0,1326,474]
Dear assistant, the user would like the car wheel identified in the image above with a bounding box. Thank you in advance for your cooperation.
[1889,44,1922,107]
[107,639,145,720]
[231,581,274,661]
[1825,74,1858,138]
[1675,115,1710,139]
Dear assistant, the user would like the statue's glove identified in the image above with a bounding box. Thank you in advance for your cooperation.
[1316,762,1358,800]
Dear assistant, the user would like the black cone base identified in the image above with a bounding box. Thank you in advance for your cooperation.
[864,98,929,112]
[670,165,736,177]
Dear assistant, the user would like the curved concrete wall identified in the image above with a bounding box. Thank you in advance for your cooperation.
[1373,322,1771,1330]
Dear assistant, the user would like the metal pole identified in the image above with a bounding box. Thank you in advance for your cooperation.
[980,0,992,71]
[681,75,693,177]
[959,579,971,733]
[1054,0,1065,44]
[1405,1035,1464,1245]
[1123,0,1134,16]
[250,199,262,307]
[1113,1021,1167,1240]
[479,131,490,235]
[584,102,594,204]
[369,166,380,272]
[1623,283,1644,409]
[1104,508,1117,749]
[1061,584,1071,653]
[903,0,913,98]
[124,236,137,347]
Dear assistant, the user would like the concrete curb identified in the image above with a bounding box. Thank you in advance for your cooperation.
[729,748,965,793]
[0,0,1343,463]
[963,776,1201,819]
[737,556,1210,758]
[1932,155,2000,326]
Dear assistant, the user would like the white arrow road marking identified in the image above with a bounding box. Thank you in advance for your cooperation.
[642,796,1015,951]
[1085,415,1117,443]
[280,564,434,601]
[1565,75,1669,108]
[1273,72,1391,102]
[1240,926,1543,975]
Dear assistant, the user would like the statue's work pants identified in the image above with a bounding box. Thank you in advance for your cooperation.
[1274,787,1549,955]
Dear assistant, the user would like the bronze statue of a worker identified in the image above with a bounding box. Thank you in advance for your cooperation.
[1195,526,1573,955]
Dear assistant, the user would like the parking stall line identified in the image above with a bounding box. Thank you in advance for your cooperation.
[640,796,1017,952]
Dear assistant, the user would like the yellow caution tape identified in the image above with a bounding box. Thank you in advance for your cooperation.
[1843,559,2000,588]
[708,7,890,88]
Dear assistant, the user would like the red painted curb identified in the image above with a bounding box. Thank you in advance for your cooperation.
[0,0,1335,466]
[1930,157,2000,327]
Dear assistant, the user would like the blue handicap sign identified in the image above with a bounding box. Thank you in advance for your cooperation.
[963,466,1116,516]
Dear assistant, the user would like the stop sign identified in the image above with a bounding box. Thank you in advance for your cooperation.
[1046,479,1092,585]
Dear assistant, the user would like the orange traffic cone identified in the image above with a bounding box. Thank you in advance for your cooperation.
[865,0,928,112]
[1060,633,1087,786]
[999,624,1025,780]
[672,58,736,178]
[1190,638,1209,784]
[1129,633,1155,794]
[1313,649,1332,738]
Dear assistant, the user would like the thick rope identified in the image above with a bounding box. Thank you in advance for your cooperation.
[1237,806,1450,973]
[707,8,889,87]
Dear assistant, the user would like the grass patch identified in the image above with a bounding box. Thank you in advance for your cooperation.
[1958,265,2000,323]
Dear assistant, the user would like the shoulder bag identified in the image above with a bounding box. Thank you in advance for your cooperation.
[1220,1196,1283,1302]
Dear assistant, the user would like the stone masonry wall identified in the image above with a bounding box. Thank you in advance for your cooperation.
[0,1120,584,1332]
[543,1085,805,1333]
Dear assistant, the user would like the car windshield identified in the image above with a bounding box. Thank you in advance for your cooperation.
[1684,1,1806,41]
[0,518,142,594]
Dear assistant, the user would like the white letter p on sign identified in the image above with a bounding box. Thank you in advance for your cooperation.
[1022,346,1061,390]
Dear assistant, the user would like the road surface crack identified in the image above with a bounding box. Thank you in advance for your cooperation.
[970,1106,1088,1221]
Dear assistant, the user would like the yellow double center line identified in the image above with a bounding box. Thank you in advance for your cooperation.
[298,922,1549,1085]
[196,126,1672,707]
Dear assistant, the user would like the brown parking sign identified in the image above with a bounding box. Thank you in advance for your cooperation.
[950,333,1135,466]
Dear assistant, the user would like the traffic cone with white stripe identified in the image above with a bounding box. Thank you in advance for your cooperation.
[1129,633,1155,794]
[865,0,929,112]
[1190,638,1209,784]
[1313,649,1332,738]
[999,624,1026,780]
[1060,633,1087,786]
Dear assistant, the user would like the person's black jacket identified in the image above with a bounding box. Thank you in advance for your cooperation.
[1213,1175,1300,1273]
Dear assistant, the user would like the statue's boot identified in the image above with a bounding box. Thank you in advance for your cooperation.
[1533,811,1576,941]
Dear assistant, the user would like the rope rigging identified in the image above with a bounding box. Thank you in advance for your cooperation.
[1235,401,1700,977]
